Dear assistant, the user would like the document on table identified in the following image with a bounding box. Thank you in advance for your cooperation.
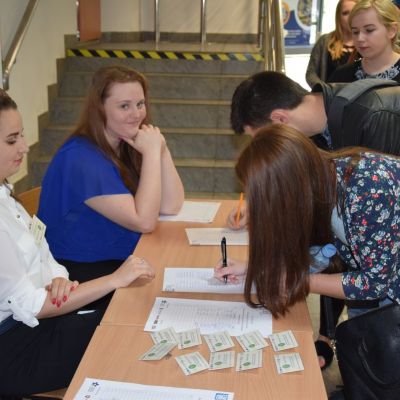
[185,227,248,245]
[159,201,220,223]
[74,378,234,400]
[163,267,255,294]
[144,297,272,337]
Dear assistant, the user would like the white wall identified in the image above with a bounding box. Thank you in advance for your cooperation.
[101,0,258,34]
[0,0,76,182]
[101,0,141,32]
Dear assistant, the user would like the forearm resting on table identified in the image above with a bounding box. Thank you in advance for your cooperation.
[36,275,116,319]
[159,148,184,215]
[309,273,345,299]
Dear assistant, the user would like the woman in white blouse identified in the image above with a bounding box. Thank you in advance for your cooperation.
[0,90,155,397]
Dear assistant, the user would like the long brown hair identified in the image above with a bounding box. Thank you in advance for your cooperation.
[328,0,357,59]
[236,124,337,317]
[71,65,150,193]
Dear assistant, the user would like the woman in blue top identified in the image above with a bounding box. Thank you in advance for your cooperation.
[215,124,399,315]
[38,66,184,291]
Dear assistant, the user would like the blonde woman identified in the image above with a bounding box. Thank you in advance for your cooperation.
[306,0,357,88]
[329,0,400,82]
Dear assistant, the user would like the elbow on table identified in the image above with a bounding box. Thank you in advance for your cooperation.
[133,219,157,234]
[160,197,184,216]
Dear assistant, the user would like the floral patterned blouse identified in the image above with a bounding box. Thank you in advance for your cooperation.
[334,153,400,302]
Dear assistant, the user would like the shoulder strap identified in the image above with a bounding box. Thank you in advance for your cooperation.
[327,79,399,138]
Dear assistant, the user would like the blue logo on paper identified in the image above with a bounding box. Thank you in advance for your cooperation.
[215,394,229,400]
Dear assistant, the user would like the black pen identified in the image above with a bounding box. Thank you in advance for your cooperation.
[221,236,228,284]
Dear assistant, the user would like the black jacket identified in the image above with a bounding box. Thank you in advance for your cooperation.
[313,81,400,155]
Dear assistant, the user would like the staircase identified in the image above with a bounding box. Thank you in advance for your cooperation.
[29,43,263,197]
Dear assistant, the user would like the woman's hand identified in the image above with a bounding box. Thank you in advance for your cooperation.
[45,278,79,307]
[226,203,247,230]
[121,124,166,155]
[111,255,155,288]
[214,258,248,284]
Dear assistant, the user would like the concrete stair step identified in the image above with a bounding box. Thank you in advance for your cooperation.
[185,192,241,199]
[65,55,263,76]
[59,71,247,100]
[30,155,241,193]
[50,97,231,128]
[40,125,249,159]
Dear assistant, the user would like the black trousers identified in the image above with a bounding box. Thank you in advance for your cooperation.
[58,259,123,310]
[0,310,104,397]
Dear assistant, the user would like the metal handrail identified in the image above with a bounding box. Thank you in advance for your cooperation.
[259,0,285,72]
[2,0,38,90]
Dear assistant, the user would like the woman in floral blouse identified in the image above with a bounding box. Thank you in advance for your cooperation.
[214,124,399,318]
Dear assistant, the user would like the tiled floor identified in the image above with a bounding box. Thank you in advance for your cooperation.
[306,294,344,396]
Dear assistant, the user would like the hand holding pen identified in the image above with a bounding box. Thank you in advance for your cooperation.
[221,236,228,284]
[226,193,246,230]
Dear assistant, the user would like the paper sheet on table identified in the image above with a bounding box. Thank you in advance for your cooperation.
[185,227,248,245]
[163,267,255,294]
[74,378,234,400]
[159,201,220,223]
[144,297,272,337]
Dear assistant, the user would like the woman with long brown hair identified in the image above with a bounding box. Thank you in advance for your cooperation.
[215,124,399,318]
[38,66,183,290]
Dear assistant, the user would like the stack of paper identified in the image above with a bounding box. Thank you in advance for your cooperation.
[159,201,220,223]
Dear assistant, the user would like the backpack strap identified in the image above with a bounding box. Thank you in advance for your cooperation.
[327,79,399,138]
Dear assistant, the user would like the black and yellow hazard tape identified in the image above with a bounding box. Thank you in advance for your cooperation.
[66,48,263,61]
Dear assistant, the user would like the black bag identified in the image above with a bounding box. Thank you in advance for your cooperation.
[335,303,400,400]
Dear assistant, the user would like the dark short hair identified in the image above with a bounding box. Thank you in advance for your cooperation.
[230,71,309,134]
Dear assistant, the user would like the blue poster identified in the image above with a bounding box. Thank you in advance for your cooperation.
[282,0,314,47]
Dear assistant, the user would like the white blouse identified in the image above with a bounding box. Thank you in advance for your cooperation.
[0,184,68,327]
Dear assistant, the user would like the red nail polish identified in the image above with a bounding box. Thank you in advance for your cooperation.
[57,300,61,307]
[51,298,56,305]
[63,295,67,302]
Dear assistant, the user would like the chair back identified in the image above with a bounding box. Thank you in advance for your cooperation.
[18,186,41,216]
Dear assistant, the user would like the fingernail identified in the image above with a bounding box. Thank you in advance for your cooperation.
[51,298,56,305]
[57,300,61,307]
[63,295,67,302]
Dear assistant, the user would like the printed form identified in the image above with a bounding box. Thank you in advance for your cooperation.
[144,297,272,337]
[185,228,248,245]
[163,267,255,294]
[74,378,234,400]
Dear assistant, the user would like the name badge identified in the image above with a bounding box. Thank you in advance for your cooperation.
[30,215,47,246]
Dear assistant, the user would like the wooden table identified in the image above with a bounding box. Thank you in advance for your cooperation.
[64,200,327,399]
[64,326,326,399]
[102,200,314,333]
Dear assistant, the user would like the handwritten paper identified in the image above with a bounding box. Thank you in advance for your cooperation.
[144,297,272,337]
[163,268,253,294]
[74,378,234,400]
[159,201,220,223]
[185,228,248,245]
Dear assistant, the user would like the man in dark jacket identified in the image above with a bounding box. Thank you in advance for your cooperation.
[229,70,400,376]
[231,70,400,154]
